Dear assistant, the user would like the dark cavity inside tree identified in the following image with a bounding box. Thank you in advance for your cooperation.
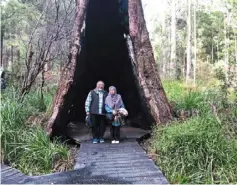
[70,0,151,131]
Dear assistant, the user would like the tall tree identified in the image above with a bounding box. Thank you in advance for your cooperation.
[193,0,197,85]
[170,0,176,79]
[235,34,237,78]
[186,0,192,84]
[0,9,4,67]
[224,12,229,81]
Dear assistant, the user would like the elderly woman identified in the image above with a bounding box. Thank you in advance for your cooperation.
[105,86,128,144]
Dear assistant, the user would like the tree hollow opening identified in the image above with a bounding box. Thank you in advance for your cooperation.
[68,0,153,130]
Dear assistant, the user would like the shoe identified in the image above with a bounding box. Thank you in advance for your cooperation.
[92,138,98,144]
[115,140,119,144]
[99,138,104,143]
[111,140,116,144]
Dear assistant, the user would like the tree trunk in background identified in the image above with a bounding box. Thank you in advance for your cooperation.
[46,0,88,136]
[161,0,168,78]
[193,0,197,86]
[235,34,237,80]
[17,49,20,62]
[211,31,214,63]
[128,0,172,124]
[217,23,220,63]
[183,51,186,78]
[0,31,3,67]
[8,45,13,72]
[186,0,192,84]
[224,13,229,81]
[161,0,166,33]
[1,31,4,67]
[170,0,176,79]
[0,15,4,67]
[162,27,169,79]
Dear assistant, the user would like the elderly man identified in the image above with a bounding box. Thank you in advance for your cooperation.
[85,81,108,143]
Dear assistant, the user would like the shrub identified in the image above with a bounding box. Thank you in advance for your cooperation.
[151,115,237,184]
[162,80,186,102]
[175,91,205,110]
[14,127,68,174]
[0,87,69,175]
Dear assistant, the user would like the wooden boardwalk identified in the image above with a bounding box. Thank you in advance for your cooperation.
[74,140,169,184]
[1,139,168,184]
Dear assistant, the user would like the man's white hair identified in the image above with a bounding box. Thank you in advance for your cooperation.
[97,81,104,85]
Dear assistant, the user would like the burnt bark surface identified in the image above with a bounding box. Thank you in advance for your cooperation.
[47,0,172,138]
[47,0,89,137]
[128,0,172,124]
[69,0,150,129]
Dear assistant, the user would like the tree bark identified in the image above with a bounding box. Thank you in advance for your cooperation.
[8,45,13,72]
[170,0,176,79]
[47,0,172,137]
[224,13,229,81]
[46,0,88,136]
[0,29,4,67]
[128,0,172,124]
[193,0,197,86]
[20,45,34,101]
[161,0,166,33]
[0,16,4,67]
[235,34,237,80]
[186,0,192,84]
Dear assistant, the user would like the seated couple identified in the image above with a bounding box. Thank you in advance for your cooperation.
[85,81,128,144]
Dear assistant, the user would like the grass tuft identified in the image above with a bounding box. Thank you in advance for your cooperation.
[1,86,70,175]
[150,80,237,184]
[151,115,237,184]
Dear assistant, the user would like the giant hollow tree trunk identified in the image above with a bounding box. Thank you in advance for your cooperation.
[46,0,172,138]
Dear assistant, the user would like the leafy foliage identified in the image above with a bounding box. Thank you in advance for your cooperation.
[151,115,237,184]
[0,87,69,175]
[150,80,237,184]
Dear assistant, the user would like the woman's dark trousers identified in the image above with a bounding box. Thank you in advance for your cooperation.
[111,125,120,140]
[90,114,106,139]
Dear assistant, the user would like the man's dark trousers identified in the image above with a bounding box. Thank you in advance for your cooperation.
[90,114,106,139]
